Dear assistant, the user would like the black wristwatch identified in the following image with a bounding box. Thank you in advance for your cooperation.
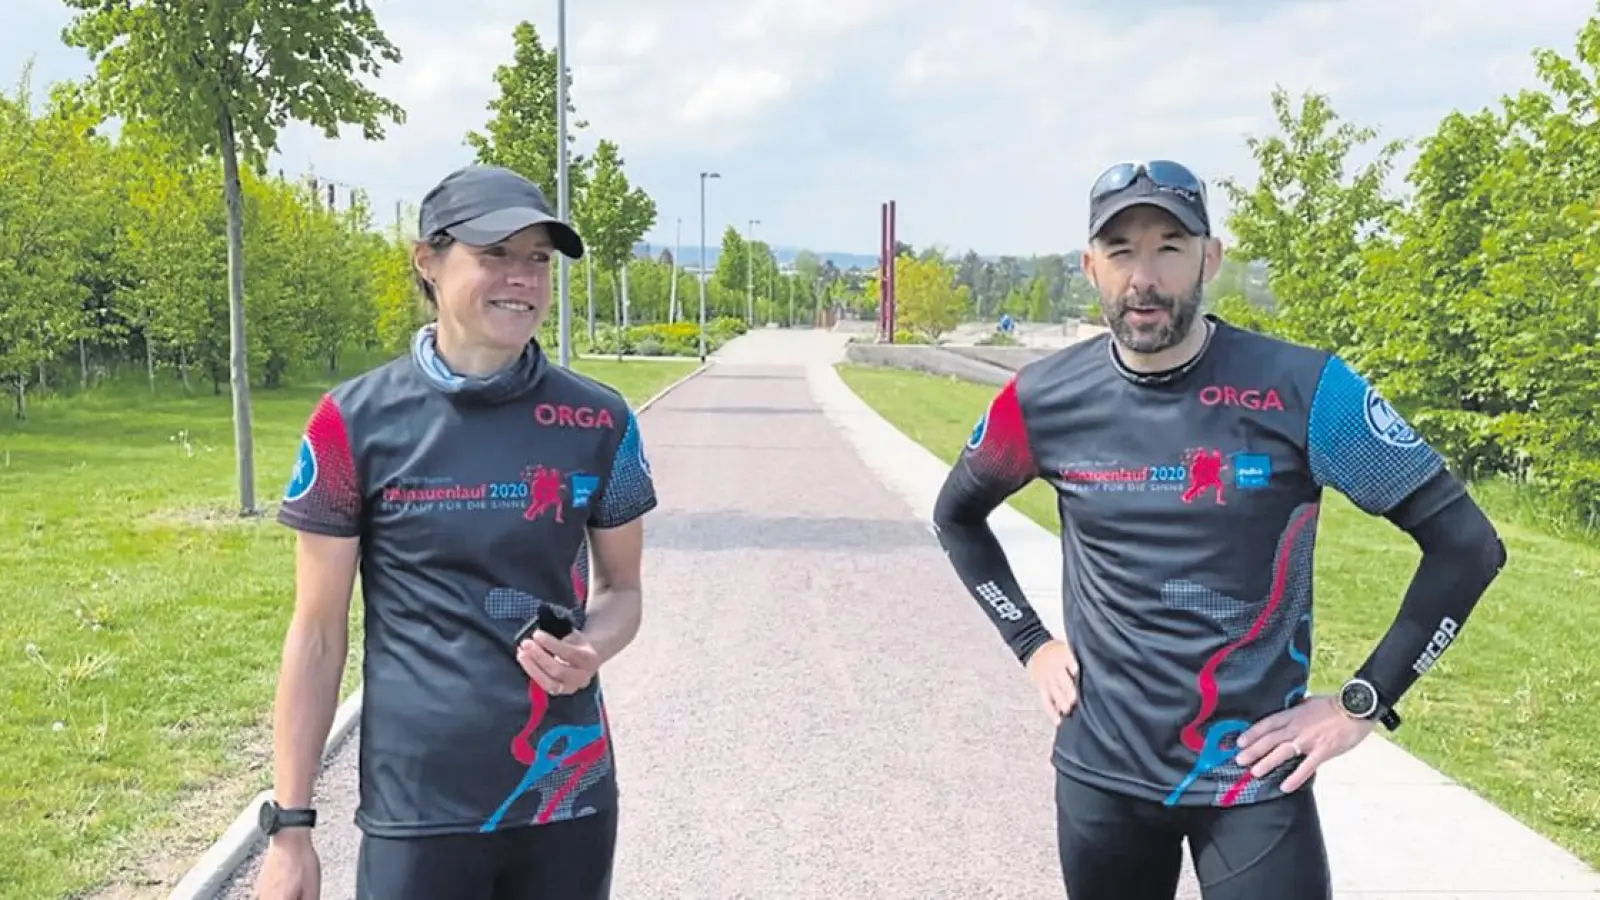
[1337,677,1402,732]
[258,799,317,836]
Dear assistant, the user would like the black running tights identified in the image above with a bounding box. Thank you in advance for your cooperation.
[1055,773,1332,900]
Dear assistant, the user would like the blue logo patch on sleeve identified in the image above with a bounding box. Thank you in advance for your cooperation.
[285,436,318,502]
[1233,452,1273,489]
[967,412,989,451]
[570,472,600,508]
[1363,388,1421,448]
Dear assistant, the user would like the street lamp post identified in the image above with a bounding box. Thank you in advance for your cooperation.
[698,171,721,361]
[745,218,760,327]
[555,0,572,367]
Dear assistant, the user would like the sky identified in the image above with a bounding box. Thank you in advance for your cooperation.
[5,0,1597,260]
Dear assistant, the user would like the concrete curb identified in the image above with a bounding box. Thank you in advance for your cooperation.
[636,360,714,412]
[166,361,710,900]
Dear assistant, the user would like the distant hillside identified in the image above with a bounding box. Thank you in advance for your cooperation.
[630,242,881,271]
[627,242,1272,280]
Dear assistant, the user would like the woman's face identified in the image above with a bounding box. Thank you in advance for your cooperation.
[417,225,555,356]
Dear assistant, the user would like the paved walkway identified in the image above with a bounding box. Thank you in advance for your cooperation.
[213,329,1600,899]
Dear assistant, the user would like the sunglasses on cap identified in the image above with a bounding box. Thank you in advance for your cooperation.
[1089,160,1207,204]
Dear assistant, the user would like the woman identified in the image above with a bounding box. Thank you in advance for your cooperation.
[254,164,656,900]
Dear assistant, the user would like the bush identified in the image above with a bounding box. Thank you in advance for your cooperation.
[583,317,752,358]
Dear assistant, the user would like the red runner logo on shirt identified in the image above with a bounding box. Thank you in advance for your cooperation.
[1181,448,1228,505]
[523,465,567,522]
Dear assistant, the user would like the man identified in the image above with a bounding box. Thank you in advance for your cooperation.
[930,160,1507,899]
[254,165,655,899]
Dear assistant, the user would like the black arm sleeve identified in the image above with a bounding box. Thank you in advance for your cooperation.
[1355,471,1508,706]
[930,378,1055,665]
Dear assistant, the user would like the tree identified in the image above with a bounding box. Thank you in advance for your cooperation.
[1218,86,1404,352]
[62,0,406,516]
[714,226,749,300]
[0,69,108,418]
[466,21,587,200]
[1216,19,1600,520]
[118,120,222,393]
[578,140,657,340]
[880,253,970,341]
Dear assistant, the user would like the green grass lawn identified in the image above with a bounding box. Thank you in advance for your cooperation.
[0,356,698,900]
[837,363,1600,870]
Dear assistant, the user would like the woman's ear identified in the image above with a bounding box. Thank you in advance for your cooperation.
[412,240,436,286]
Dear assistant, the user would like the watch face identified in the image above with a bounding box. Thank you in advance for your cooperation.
[1340,680,1377,717]
[258,801,278,835]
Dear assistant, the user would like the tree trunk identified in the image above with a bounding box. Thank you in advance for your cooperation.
[146,337,156,393]
[180,346,191,393]
[620,264,631,329]
[220,106,257,516]
[79,339,88,389]
[612,271,623,361]
[14,375,26,420]
[586,256,596,343]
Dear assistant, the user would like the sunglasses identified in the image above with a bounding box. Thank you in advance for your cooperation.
[1089,160,1207,204]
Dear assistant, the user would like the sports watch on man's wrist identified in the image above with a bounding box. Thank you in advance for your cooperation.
[258,799,317,836]
[1337,677,1402,732]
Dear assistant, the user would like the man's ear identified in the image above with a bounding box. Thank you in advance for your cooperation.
[1200,236,1224,284]
[1081,246,1099,291]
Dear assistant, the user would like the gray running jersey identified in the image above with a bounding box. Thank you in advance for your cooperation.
[278,342,656,836]
[942,317,1457,807]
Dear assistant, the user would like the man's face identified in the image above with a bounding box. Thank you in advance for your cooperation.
[1082,205,1220,354]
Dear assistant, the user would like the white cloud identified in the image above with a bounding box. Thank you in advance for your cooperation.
[678,67,793,128]
[5,0,1598,257]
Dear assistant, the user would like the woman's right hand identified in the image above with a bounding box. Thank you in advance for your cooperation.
[255,832,321,900]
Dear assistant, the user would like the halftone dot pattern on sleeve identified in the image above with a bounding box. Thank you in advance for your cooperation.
[964,378,1037,485]
[1306,356,1443,515]
[277,393,362,536]
[593,410,657,529]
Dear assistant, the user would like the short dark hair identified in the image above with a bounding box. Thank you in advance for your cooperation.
[412,232,456,309]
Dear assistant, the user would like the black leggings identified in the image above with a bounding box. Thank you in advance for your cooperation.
[1055,773,1331,900]
[355,807,617,900]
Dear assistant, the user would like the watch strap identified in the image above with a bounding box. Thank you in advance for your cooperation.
[279,807,318,828]
[1376,703,1402,732]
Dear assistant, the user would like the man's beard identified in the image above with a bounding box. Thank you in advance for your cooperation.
[1103,281,1202,354]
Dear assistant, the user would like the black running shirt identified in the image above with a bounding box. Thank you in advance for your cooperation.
[277,345,656,836]
[940,317,1455,808]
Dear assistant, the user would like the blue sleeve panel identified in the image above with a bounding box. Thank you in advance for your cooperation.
[1306,355,1445,515]
[593,409,658,529]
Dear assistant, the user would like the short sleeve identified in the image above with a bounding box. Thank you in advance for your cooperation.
[591,409,657,529]
[960,376,1037,489]
[1306,355,1444,516]
[276,393,363,537]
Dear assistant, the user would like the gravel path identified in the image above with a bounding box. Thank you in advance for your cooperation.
[219,342,1197,898]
